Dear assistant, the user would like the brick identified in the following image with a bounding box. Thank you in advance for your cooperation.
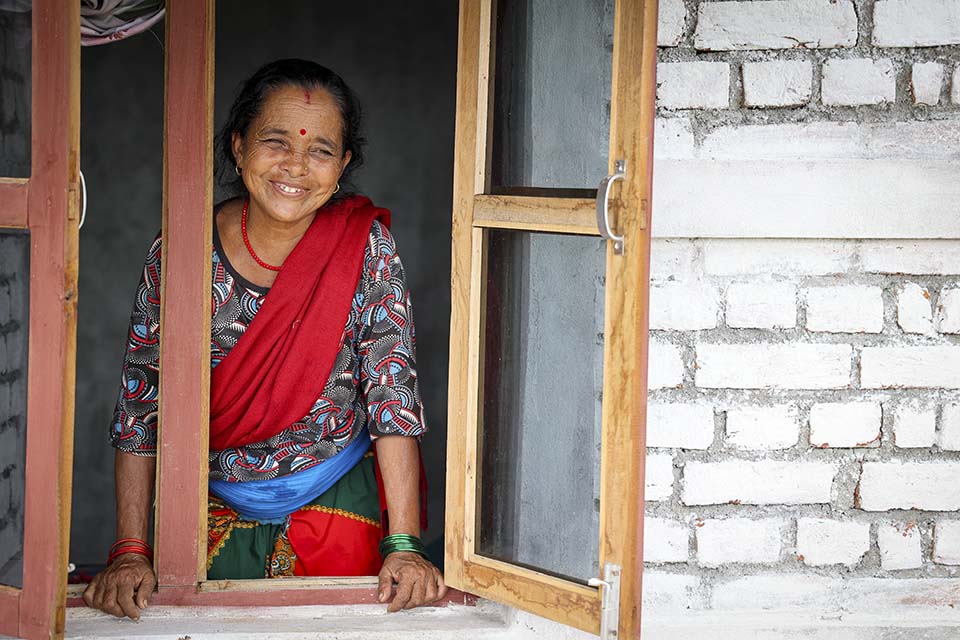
[645,453,674,501]
[805,285,884,334]
[892,401,937,448]
[696,518,783,566]
[647,403,715,449]
[861,346,960,389]
[873,0,960,47]
[694,0,857,50]
[821,58,897,107]
[809,402,882,448]
[642,572,703,611]
[657,62,730,110]
[648,340,685,389]
[696,343,851,390]
[861,240,960,274]
[649,281,720,331]
[725,405,799,450]
[682,460,836,505]
[702,239,854,276]
[742,60,813,108]
[936,287,960,334]
[897,282,935,335]
[658,0,687,47]
[796,518,870,567]
[644,517,689,563]
[858,462,960,511]
[878,522,923,570]
[654,118,696,161]
[933,520,960,564]
[725,281,797,329]
[911,62,944,105]
[940,404,960,451]
[650,238,697,281]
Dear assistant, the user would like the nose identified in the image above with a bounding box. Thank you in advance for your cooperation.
[280,149,309,177]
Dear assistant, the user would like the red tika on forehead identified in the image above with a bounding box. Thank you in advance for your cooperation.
[300,128,307,136]
[304,90,311,104]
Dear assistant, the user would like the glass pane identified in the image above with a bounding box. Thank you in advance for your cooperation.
[0,230,29,589]
[478,228,605,583]
[0,2,32,177]
[490,0,614,191]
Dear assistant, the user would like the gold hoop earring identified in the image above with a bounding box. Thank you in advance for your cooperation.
[333,183,340,194]
[235,164,242,176]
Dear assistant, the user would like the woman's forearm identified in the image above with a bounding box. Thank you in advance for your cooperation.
[114,450,156,541]
[374,435,421,536]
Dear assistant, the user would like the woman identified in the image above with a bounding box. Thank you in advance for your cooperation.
[82,59,446,619]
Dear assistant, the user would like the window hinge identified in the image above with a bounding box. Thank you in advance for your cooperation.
[588,562,621,640]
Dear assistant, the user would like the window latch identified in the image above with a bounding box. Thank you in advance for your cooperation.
[596,159,626,255]
[588,562,622,639]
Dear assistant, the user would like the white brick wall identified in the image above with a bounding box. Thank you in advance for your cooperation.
[694,0,858,50]
[725,405,798,450]
[647,402,715,449]
[805,285,884,334]
[725,281,797,329]
[858,463,960,511]
[932,520,960,565]
[796,518,870,567]
[657,62,730,110]
[809,402,881,448]
[821,58,897,107]
[873,0,960,47]
[742,60,813,107]
[696,518,783,566]
[641,0,960,631]
[878,522,923,570]
[682,460,836,505]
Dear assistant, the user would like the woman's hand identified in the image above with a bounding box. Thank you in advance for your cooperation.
[82,554,156,620]
[377,551,447,612]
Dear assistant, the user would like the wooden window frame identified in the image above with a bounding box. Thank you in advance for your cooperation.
[443,0,657,637]
[0,1,80,638]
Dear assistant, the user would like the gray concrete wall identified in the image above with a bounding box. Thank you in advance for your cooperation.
[0,7,31,178]
[71,0,458,566]
[0,232,28,589]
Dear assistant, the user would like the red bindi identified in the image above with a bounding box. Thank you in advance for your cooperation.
[300,128,307,136]
[304,91,311,104]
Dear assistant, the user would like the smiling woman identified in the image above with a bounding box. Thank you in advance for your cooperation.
[82,59,445,619]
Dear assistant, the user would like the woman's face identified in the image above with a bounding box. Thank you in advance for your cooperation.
[232,84,351,226]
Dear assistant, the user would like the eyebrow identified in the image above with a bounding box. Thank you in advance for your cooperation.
[258,127,337,148]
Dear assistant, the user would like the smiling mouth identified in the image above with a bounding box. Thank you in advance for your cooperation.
[272,181,306,195]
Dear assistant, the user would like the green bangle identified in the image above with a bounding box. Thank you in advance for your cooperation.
[379,533,429,561]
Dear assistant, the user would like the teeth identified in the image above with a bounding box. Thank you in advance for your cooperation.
[276,183,303,194]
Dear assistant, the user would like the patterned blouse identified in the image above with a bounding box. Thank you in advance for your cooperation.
[110,217,426,482]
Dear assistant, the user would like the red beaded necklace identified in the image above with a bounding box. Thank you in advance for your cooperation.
[240,199,282,272]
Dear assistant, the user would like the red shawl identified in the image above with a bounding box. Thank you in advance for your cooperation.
[209,195,391,450]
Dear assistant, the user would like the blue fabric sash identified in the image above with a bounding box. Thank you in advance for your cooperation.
[208,431,371,524]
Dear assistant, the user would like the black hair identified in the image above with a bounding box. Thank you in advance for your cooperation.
[216,59,365,200]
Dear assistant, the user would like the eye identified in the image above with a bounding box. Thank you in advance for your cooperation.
[309,147,334,158]
[260,137,286,149]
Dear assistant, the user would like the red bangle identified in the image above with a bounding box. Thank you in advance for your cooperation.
[110,537,150,553]
[107,546,153,565]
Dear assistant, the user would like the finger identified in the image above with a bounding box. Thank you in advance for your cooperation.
[423,572,439,604]
[405,573,427,610]
[82,576,99,608]
[116,581,140,621]
[377,567,395,604]
[388,574,414,613]
[435,572,448,601]
[137,570,157,609]
[102,584,125,618]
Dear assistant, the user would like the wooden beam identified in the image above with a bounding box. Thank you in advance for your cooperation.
[155,0,215,588]
[472,194,598,235]
[20,1,80,638]
[0,586,20,637]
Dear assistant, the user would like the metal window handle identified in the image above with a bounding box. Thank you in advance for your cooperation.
[596,159,625,255]
[78,169,88,230]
